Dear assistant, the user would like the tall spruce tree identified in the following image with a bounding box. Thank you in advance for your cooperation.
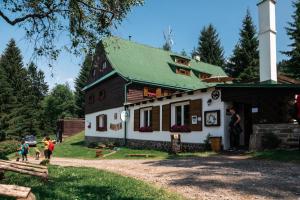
[281,0,300,78]
[0,66,16,140]
[197,24,225,66]
[0,39,28,138]
[227,10,259,81]
[74,52,93,118]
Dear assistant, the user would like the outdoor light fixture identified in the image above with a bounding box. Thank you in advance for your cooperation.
[207,99,212,106]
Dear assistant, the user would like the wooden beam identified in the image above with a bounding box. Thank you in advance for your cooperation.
[0,184,36,200]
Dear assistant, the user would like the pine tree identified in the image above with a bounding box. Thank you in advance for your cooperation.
[0,66,16,140]
[74,52,93,118]
[281,0,300,78]
[0,39,28,138]
[197,24,225,66]
[227,10,259,81]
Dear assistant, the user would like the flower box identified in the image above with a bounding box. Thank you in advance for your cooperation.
[139,126,153,132]
[170,125,190,133]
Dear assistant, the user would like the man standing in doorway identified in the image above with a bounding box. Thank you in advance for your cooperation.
[229,107,242,150]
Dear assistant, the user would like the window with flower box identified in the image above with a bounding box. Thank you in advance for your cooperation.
[139,107,152,132]
[171,101,190,132]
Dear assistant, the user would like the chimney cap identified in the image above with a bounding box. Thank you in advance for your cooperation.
[257,0,276,6]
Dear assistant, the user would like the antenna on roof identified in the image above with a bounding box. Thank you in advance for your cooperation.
[163,26,174,51]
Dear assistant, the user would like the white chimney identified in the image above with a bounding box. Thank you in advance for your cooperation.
[258,0,277,82]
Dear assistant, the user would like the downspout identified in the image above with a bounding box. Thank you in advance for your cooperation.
[124,80,133,146]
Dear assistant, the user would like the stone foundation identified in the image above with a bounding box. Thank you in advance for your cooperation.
[85,136,205,152]
[250,123,300,151]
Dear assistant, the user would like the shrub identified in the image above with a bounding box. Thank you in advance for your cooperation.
[204,133,212,151]
[0,140,19,159]
[262,133,281,150]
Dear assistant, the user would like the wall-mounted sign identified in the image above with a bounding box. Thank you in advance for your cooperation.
[192,115,198,124]
[110,123,122,131]
[211,90,220,100]
[121,110,129,122]
[204,110,221,126]
[252,107,259,113]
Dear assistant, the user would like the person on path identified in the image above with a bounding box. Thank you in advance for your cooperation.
[42,136,54,159]
[15,144,22,162]
[229,107,242,150]
[21,140,29,162]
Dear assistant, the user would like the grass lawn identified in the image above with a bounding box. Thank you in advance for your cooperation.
[0,165,184,200]
[251,149,300,163]
[51,132,215,160]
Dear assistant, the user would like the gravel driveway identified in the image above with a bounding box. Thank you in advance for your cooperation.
[38,155,300,200]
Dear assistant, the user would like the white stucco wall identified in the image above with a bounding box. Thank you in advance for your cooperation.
[85,107,124,139]
[85,88,230,150]
[127,88,229,149]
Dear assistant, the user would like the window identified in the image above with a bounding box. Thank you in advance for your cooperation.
[98,90,105,101]
[92,69,96,78]
[172,102,190,126]
[88,95,95,104]
[176,68,191,76]
[140,107,152,127]
[199,72,211,79]
[96,114,107,131]
[172,55,190,66]
[99,61,107,72]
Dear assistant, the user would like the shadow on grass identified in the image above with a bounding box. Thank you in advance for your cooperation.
[69,140,86,146]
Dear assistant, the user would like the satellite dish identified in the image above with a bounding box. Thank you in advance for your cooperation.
[121,110,129,122]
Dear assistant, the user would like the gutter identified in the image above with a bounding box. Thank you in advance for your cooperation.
[123,80,133,146]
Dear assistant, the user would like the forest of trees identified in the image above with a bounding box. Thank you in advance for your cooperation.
[0,39,91,141]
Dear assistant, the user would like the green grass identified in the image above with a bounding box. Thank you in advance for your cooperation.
[52,132,103,159]
[0,165,184,200]
[37,132,215,160]
[251,149,300,163]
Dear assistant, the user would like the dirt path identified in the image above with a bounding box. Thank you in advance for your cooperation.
[33,156,300,200]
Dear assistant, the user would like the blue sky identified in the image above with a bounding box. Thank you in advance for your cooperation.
[0,0,294,90]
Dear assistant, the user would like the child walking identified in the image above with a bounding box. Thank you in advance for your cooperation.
[21,140,29,162]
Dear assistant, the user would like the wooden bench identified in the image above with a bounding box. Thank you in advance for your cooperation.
[0,184,36,200]
[0,159,48,180]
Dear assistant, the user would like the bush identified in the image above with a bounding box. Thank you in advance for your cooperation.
[262,133,281,150]
[0,140,19,159]
[204,134,212,151]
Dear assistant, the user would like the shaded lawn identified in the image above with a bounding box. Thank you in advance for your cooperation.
[0,165,184,200]
[251,149,300,163]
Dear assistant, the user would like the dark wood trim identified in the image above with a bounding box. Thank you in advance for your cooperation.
[134,109,140,131]
[96,114,107,131]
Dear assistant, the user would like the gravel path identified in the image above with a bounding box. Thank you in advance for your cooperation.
[34,156,300,200]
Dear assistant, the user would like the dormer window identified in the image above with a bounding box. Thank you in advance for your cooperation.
[199,72,211,79]
[171,55,191,66]
[176,68,191,76]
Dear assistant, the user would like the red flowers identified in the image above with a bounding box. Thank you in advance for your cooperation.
[170,125,190,132]
[139,126,153,132]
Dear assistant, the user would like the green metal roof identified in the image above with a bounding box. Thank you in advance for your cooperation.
[86,36,228,91]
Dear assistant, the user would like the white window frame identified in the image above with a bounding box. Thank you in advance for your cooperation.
[171,101,190,126]
[140,107,152,127]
